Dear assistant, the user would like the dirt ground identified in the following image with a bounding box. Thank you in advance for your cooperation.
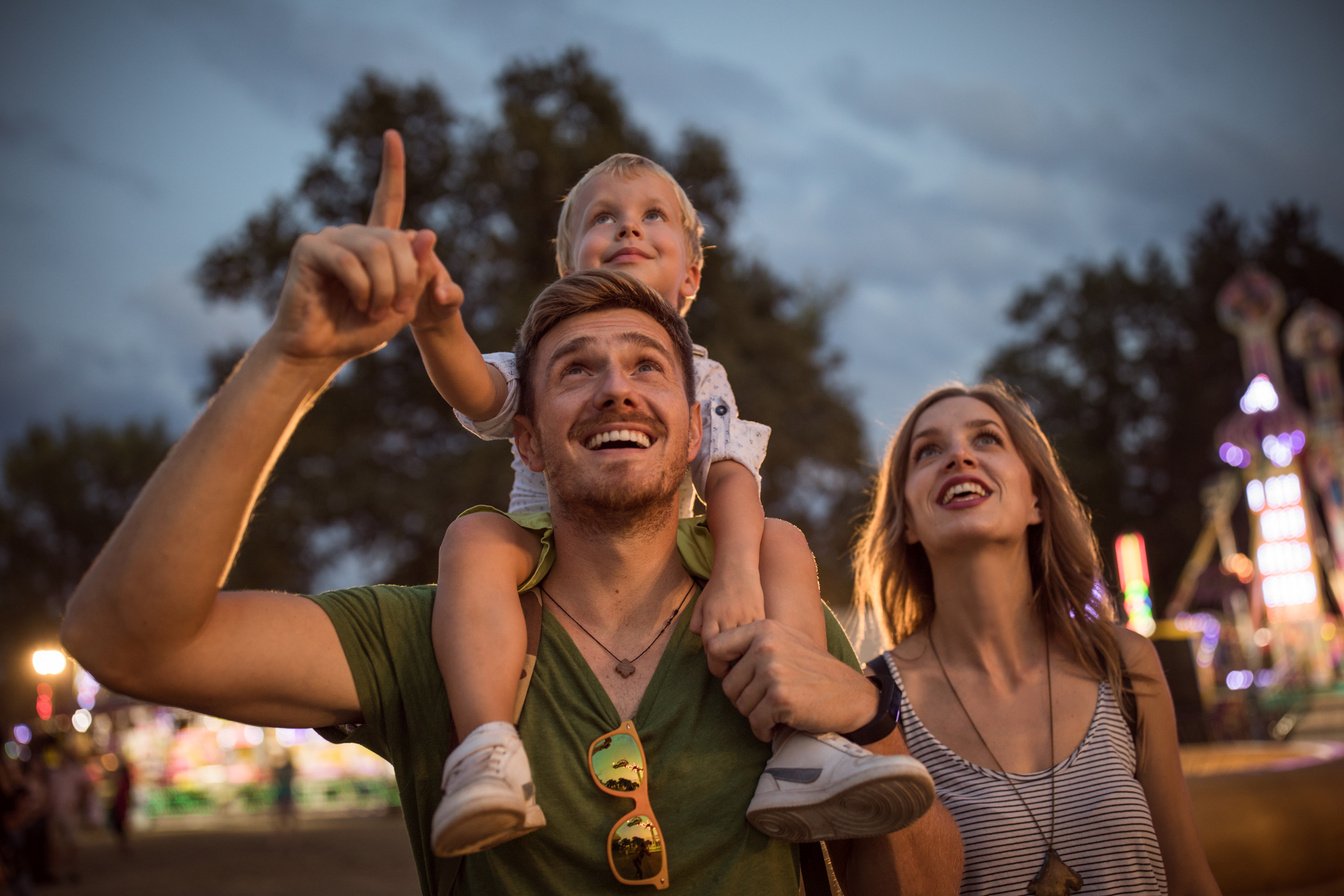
[36,811,419,895]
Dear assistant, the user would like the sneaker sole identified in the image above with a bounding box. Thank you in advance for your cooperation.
[746,761,935,842]
[433,803,547,858]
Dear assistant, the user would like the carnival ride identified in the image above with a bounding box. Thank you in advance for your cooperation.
[1144,268,1344,896]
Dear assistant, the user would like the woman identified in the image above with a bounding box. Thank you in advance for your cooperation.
[853,381,1219,896]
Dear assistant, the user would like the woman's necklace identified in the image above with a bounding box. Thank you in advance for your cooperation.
[540,579,696,679]
[928,629,1084,896]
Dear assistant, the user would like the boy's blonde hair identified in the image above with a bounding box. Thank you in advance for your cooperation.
[554,153,705,289]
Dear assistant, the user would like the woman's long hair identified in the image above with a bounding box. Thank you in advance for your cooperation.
[852,381,1129,707]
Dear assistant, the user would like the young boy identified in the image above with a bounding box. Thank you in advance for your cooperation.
[413,154,933,857]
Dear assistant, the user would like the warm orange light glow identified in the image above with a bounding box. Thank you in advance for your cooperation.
[31,648,67,677]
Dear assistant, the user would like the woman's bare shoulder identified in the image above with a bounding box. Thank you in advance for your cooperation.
[1112,624,1165,685]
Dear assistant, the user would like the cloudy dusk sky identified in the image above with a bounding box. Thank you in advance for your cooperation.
[2,1,1340,458]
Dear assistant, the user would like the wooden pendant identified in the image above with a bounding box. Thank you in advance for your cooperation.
[1027,847,1083,896]
[615,660,636,678]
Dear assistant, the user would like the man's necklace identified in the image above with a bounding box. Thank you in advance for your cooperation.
[540,579,696,679]
[929,629,1084,896]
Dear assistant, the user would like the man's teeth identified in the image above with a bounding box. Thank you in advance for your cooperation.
[586,429,652,449]
[941,482,987,504]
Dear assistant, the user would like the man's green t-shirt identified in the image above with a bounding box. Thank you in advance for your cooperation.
[309,516,859,895]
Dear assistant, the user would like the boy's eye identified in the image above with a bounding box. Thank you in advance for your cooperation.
[593,212,615,225]
[643,208,668,222]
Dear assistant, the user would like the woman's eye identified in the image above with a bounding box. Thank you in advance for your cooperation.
[975,431,1003,447]
[913,443,938,461]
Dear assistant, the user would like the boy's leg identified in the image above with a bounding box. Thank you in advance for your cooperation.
[431,511,544,857]
[436,512,537,740]
[757,518,828,648]
[749,519,934,841]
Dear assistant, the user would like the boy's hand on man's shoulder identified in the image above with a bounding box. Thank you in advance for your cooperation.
[693,566,766,677]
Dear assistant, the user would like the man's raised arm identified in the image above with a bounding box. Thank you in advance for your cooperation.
[62,132,441,729]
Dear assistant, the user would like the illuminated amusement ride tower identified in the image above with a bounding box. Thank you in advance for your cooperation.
[1214,268,1339,688]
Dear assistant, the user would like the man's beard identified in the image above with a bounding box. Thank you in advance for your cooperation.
[541,422,689,538]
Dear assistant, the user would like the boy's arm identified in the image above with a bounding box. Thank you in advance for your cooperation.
[411,283,509,423]
[688,355,774,656]
[61,132,435,729]
[693,459,767,646]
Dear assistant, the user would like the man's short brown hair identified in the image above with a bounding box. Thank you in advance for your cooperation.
[514,269,696,418]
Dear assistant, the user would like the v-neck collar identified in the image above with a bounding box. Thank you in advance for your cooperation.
[539,581,703,727]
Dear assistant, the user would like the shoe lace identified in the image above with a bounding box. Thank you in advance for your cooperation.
[445,742,510,788]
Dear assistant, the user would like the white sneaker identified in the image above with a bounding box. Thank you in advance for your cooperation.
[430,722,547,857]
[746,730,934,842]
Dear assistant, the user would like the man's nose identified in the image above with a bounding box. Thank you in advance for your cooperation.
[597,366,637,405]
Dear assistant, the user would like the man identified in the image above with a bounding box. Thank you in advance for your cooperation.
[62,132,961,894]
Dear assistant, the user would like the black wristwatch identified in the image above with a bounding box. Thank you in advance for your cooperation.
[841,656,901,745]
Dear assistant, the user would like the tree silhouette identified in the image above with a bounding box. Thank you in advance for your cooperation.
[983,203,1344,610]
[196,49,868,600]
[0,419,170,723]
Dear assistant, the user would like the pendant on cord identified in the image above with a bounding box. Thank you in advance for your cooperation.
[615,660,636,678]
[1027,848,1083,896]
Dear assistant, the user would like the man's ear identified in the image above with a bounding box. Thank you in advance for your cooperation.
[513,415,547,473]
[686,405,702,463]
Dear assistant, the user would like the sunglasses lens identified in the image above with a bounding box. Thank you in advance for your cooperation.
[590,732,643,793]
[609,814,664,883]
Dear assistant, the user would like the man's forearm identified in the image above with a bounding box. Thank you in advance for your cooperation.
[62,337,338,689]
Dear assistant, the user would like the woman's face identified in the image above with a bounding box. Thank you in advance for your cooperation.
[901,396,1041,555]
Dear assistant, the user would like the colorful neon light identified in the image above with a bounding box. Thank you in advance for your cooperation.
[1114,532,1155,636]
[1246,469,1320,612]
[1240,374,1280,413]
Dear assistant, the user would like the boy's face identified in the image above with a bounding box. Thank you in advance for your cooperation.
[568,171,702,315]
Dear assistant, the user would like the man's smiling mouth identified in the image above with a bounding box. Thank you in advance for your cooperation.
[585,429,653,449]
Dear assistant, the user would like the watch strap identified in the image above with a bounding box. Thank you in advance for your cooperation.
[841,656,901,745]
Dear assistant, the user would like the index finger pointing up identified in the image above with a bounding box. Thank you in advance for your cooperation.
[367,129,405,229]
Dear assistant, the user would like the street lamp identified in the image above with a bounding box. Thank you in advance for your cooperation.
[32,648,68,677]
[31,647,70,723]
